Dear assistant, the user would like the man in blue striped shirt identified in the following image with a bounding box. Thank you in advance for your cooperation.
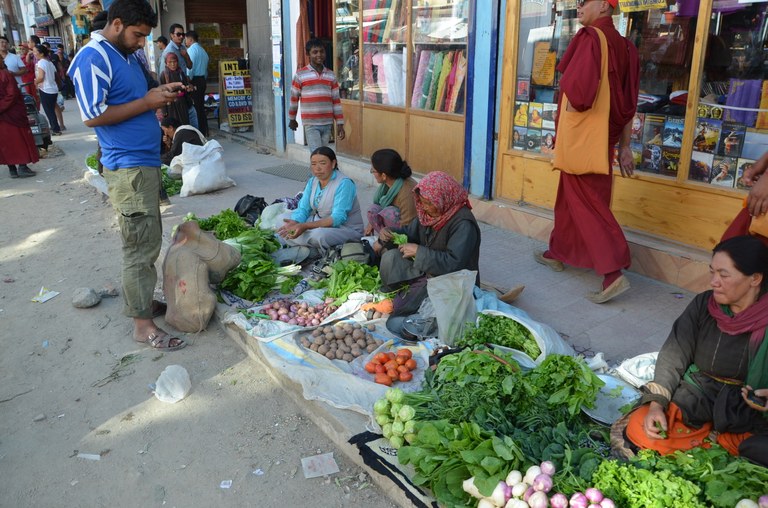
[68,0,187,352]
[185,30,209,136]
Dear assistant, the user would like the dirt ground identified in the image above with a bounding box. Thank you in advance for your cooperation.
[0,109,398,507]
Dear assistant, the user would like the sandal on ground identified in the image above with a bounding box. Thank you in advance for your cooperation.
[137,332,186,351]
[151,300,167,318]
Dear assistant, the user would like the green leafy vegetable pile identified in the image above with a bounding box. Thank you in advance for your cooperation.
[528,354,605,416]
[629,447,768,508]
[311,260,381,305]
[219,227,300,301]
[186,210,249,240]
[161,166,183,196]
[592,458,706,508]
[457,313,541,360]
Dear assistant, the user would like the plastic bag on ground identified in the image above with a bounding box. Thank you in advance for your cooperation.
[259,202,288,231]
[426,269,477,346]
[614,352,658,388]
[154,365,191,403]
[171,139,235,197]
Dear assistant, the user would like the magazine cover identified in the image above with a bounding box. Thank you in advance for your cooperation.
[630,113,645,143]
[736,158,756,190]
[528,102,543,129]
[661,147,680,177]
[630,142,643,167]
[689,151,714,183]
[717,121,746,157]
[541,130,555,155]
[662,116,685,148]
[641,143,663,173]
[514,101,529,127]
[526,129,542,153]
[542,103,557,130]
[710,156,737,187]
[692,118,721,154]
[513,126,527,150]
[642,114,665,146]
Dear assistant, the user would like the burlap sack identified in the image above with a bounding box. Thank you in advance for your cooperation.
[163,243,217,333]
[173,220,241,283]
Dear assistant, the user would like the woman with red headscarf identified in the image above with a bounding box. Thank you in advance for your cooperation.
[158,52,191,125]
[378,171,481,318]
[0,58,39,178]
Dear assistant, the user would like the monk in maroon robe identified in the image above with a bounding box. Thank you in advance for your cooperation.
[721,151,768,247]
[535,0,639,303]
[0,60,38,178]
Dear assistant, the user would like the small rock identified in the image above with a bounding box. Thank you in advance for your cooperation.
[33,413,46,422]
[72,288,101,308]
[98,284,119,298]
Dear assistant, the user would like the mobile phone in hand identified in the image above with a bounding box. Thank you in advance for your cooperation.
[746,389,767,410]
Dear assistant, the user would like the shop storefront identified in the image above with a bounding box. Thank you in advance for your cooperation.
[287,0,472,182]
[492,0,767,287]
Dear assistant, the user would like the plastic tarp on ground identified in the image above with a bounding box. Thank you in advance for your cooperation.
[220,285,575,415]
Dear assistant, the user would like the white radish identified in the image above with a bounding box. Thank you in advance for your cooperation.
[462,477,482,499]
[549,493,569,508]
[490,481,511,507]
[510,482,528,498]
[599,498,616,508]
[539,460,556,476]
[478,498,497,508]
[532,473,553,493]
[524,465,542,485]
[505,470,523,487]
[505,500,529,508]
[527,491,549,508]
[585,488,604,504]
[735,501,759,508]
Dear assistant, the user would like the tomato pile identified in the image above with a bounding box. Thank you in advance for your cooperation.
[365,349,418,385]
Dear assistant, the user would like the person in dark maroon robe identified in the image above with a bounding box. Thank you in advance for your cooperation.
[721,150,768,247]
[0,59,38,178]
[534,0,639,303]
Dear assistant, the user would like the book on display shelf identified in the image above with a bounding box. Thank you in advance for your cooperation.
[526,129,542,153]
[513,126,527,150]
[736,158,756,190]
[717,121,746,158]
[528,102,543,129]
[542,103,557,131]
[661,147,680,177]
[692,117,721,154]
[689,151,714,183]
[710,155,738,188]
[662,116,685,149]
[630,113,644,143]
[642,113,665,146]
[641,143,663,173]
[541,130,555,155]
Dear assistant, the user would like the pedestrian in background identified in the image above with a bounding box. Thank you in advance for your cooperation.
[69,0,187,351]
[0,58,39,178]
[288,38,345,152]
[154,35,168,74]
[535,0,639,304]
[1,36,26,86]
[160,23,191,74]
[33,44,62,135]
[185,30,209,136]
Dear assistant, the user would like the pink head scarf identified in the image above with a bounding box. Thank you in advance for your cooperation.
[413,171,471,232]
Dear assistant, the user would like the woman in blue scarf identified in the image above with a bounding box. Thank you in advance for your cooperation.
[364,149,417,236]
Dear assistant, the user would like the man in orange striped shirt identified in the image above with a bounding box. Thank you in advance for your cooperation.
[288,38,345,152]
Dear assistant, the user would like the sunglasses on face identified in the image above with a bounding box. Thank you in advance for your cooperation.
[576,0,601,7]
[173,32,185,37]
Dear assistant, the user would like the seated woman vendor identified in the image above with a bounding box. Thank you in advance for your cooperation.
[277,147,364,251]
[619,235,768,467]
[364,149,417,238]
[377,171,480,318]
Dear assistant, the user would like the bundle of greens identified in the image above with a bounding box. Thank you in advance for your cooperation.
[161,166,183,196]
[391,232,409,245]
[86,153,98,170]
[527,354,605,416]
[223,227,280,263]
[457,313,541,360]
[312,260,382,305]
[185,210,249,240]
[398,420,524,506]
[220,259,301,302]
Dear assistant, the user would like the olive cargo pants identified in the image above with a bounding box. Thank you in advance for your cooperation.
[103,166,162,319]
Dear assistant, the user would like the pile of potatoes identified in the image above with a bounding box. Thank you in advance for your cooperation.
[299,322,385,362]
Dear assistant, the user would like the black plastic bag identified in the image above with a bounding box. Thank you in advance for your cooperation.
[234,195,268,225]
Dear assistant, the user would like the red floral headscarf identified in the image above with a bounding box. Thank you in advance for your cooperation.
[413,171,471,232]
